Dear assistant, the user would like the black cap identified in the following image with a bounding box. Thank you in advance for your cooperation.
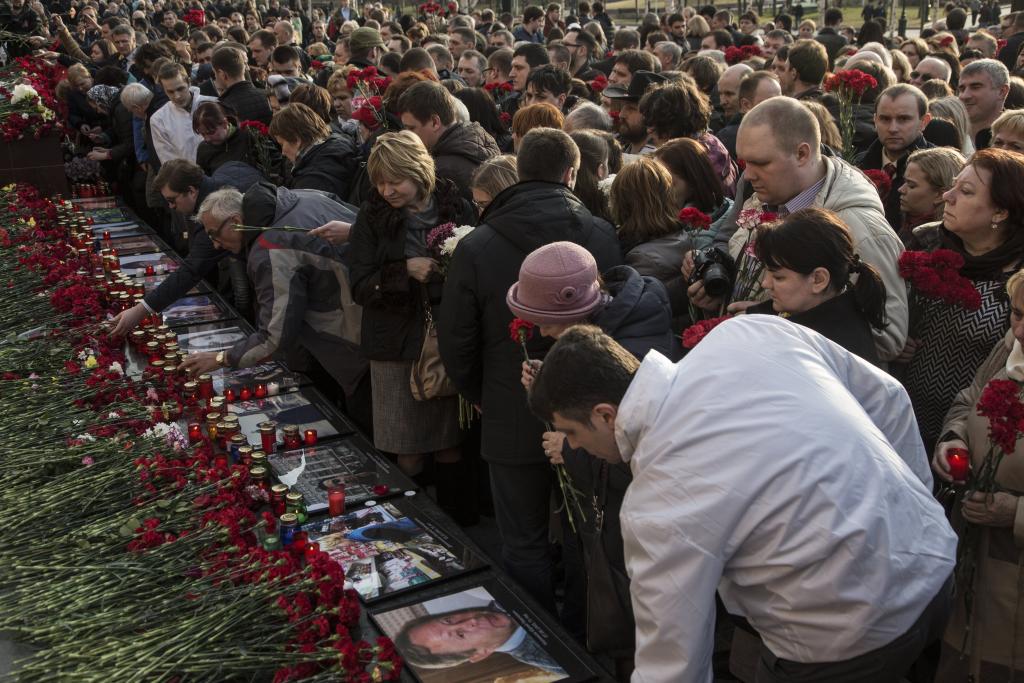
[602,70,669,101]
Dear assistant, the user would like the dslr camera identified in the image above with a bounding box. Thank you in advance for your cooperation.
[688,247,735,298]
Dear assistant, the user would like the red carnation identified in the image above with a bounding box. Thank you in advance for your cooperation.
[863,168,892,200]
[940,35,955,47]
[978,378,1024,454]
[239,120,270,136]
[678,207,712,230]
[724,46,744,65]
[589,73,608,93]
[509,318,535,344]
[681,315,732,349]
[898,249,982,310]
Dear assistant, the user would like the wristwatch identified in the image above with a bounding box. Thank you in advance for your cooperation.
[215,351,227,368]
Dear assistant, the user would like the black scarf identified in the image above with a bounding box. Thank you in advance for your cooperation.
[938,224,1024,280]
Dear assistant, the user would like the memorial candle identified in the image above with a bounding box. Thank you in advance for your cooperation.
[258,421,277,454]
[947,448,971,484]
[328,487,346,516]
[282,425,302,450]
[239,386,252,401]
[303,429,317,446]
[267,381,280,396]
[254,383,268,399]
[187,422,202,443]
[224,388,236,403]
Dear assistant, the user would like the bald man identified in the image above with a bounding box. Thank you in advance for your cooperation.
[696,97,908,362]
[716,63,752,122]
[910,56,952,86]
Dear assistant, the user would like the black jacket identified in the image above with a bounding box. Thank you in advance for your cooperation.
[432,122,500,201]
[748,290,879,365]
[716,113,742,161]
[814,27,848,67]
[143,162,264,312]
[289,134,359,199]
[591,265,673,360]
[350,179,476,361]
[855,134,934,236]
[197,126,285,182]
[560,264,671,641]
[438,181,622,464]
[219,80,273,126]
[999,32,1024,71]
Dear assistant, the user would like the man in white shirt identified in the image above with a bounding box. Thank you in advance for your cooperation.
[149,62,217,164]
[528,317,957,683]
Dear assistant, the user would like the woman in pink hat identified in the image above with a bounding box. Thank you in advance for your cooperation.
[507,240,671,667]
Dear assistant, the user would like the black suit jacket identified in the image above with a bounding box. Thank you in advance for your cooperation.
[855,134,934,234]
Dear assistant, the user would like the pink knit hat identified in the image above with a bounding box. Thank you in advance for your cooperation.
[506,242,603,324]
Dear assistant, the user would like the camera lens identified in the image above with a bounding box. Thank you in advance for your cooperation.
[702,264,731,298]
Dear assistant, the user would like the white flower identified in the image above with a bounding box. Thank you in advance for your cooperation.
[597,174,616,196]
[440,225,475,257]
[75,433,96,442]
[144,422,188,451]
[11,84,37,104]
[108,361,124,376]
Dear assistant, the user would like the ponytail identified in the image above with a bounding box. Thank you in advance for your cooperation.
[849,256,887,330]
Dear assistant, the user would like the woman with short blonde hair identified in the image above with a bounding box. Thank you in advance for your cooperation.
[349,131,477,510]
[366,130,436,201]
[470,154,518,215]
[990,109,1024,154]
[898,146,965,239]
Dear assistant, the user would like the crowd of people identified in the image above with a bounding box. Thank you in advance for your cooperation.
[19,0,1024,677]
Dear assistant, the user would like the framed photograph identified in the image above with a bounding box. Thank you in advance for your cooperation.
[211,360,309,395]
[161,295,234,327]
[91,222,146,238]
[72,197,118,209]
[108,234,164,256]
[267,434,409,512]
[119,252,180,278]
[301,499,486,603]
[371,579,597,683]
[132,273,207,295]
[176,322,249,353]
[227,389,350,448]
[85,207,131,223]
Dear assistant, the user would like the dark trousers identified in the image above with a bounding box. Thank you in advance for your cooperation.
[488,461,555,613]
[755,574,953,683]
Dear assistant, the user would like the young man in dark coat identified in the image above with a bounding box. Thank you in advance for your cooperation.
[855,84,935,234]
[438,128,622,610]
[398,81,500,201]
[211,44,274,125]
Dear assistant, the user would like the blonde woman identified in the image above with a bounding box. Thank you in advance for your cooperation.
[469,154,518,216]
[929,96,975,156]
[990,109,1024,154]
[898,147,965,241]
[348,131,477,520]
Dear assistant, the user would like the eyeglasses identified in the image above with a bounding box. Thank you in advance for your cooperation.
[206,215,234,243]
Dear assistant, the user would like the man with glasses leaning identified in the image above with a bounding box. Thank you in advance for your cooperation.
[110,159,263,337]
[180,181,368,433]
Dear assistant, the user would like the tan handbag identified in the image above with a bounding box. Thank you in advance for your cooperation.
[410,290,457,401]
